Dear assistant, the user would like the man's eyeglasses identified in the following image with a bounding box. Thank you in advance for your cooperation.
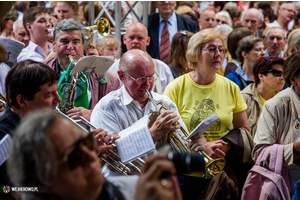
[58,132,95,170]
[267,69,283,77]
[216,19,227,24]
[282,8,296,15]
[203,47,227,55]
[123,71,159,85]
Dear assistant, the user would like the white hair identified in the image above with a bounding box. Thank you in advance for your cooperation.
[215,10,233,27]
[13,19,23,32]
[214,24,233,36]
[242,8,264,23]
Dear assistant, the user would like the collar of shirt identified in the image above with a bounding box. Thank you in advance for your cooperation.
[158,11,177,45]
[27,41,53,59]
[237,63,252,82]
[265,49,283,58]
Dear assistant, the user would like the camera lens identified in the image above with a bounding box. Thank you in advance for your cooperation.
[168,152,205,175]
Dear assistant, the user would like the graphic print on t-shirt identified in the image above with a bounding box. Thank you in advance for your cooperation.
[190,98,221,139]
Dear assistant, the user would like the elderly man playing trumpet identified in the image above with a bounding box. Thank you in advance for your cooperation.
[90,49,206,177]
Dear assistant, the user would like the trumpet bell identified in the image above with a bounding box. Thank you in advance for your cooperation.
[82,17,110,40]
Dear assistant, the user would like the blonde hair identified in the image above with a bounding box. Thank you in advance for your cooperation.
[176,5,193,15]
[97,35,121,53]
[186,29,227,70]
[285,28,300,57]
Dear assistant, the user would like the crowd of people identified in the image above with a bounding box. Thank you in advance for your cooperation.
[1,1,300,200]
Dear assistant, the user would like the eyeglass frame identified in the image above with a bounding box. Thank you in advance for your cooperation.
[202,46,228,55]
[57,131,95,170]
[266,69,283,77]
[282,8,296,15]
[122,71,159,85]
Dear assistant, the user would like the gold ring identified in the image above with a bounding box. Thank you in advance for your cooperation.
[160,179,168,187]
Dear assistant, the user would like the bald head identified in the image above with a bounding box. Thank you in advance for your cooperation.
[123,22,150,52]
[12,19,30,47]
[120,49,153,71]
[198,9,216,30]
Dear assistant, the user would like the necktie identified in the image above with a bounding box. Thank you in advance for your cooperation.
[159,20,170,64]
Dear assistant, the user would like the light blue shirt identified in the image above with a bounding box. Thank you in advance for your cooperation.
[237,64,252,82]
[158,11,177,46]
[17,41,53,62]
[265,49,283,58]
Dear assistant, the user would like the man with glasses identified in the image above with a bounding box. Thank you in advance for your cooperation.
[266,3,296,32]
[7,109,183,200]
[108,22,174,94]
[91,49,205,177]
[264,27,287,57]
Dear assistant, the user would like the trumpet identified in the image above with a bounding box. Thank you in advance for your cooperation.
[0,93,6,107]
[54,107,144,176]
[82,17,110,40]
[144,90,226,178]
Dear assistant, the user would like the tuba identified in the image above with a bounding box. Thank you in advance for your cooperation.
[0,92,6,107]
[55,107,144,176]
[144,90,225,178]
[82,17,110,40]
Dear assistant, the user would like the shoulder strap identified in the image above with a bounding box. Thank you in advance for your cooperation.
[153,59,162,94]
[235,70,248,88]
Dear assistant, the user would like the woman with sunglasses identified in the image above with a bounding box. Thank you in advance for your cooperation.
[163,29,251,199]
[169,30,194,78]
[253,52,300,196]
[226,35,265,91]
[241,56,285,137]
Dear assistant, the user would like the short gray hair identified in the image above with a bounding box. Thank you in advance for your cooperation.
[265,27,287,39]
[214,24,233,36]
[53,18,84,42]
[13,19,22,32]
[242,8,264,23]
[7,109,60,199]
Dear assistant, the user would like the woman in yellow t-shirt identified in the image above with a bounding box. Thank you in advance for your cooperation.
[241,56,285,137]
[163,29,251,199]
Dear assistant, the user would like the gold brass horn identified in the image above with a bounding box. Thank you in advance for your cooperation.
[54,107,144,176]
[144,90,226,178]
[82,17,110,40]
[0,92,6,107]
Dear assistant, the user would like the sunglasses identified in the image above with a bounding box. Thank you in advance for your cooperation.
[216,19,227,24]
[58,132,95,170]
[267,69,283,77]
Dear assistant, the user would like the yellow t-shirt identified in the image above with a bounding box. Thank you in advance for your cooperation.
[163,73,247,141]
[257,88,266,106]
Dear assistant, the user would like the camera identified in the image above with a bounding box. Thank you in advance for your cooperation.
[167,152,205,175]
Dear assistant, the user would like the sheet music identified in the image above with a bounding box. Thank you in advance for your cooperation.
[0,134,12,166]
[115,116,155,163]
[186,114,219,140]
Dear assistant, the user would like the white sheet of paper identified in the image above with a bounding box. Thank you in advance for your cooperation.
[186,114,219,140]
[70,56,114,75]
[115,116,155,163]
[0,134,12,166]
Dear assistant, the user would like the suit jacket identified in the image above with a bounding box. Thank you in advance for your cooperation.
[147,13,198,59]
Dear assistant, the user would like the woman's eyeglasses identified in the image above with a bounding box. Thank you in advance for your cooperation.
[203,47,227,55]
[58,132,95,170]
[267,69,283,77]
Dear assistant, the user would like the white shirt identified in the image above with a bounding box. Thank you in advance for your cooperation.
[90,86,186,177]
[108,58,174,93]
[17,41,53,62]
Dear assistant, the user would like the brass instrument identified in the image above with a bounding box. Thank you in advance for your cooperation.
[144,90,225,178]
[82,17,110,40]
[55,107,144,176]
[59,55,79,114]
[0,92,6,107]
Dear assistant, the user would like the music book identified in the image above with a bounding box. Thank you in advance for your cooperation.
[115,115,155,163]
[0,134,12,166]
[186,114,219,140]
[70,55,114,75]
